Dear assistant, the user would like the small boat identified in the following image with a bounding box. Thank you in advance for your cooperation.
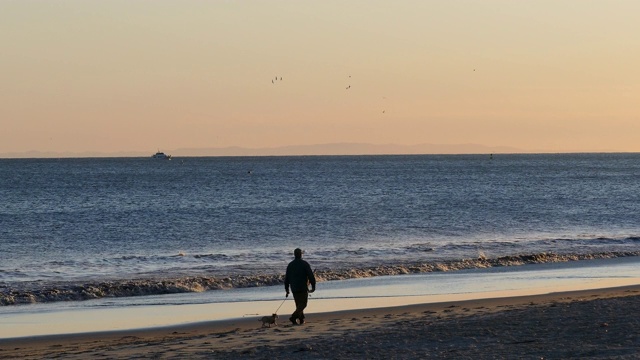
[152,151,171,160]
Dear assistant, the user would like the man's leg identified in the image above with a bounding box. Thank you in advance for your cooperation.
[297,291,308,321]
[291,291,309,324]
[290,292,301,324]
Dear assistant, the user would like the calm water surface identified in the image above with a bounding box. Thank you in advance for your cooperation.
[1,153,639,305]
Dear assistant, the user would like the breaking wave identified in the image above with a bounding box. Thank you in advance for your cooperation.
[2,251,639,306]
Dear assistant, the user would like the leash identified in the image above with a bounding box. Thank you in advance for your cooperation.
[243,296,287,317]
[274,297,287,314]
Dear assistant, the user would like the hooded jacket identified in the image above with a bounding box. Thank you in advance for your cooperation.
[285,258,316,293]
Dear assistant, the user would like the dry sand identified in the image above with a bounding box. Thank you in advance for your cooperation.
[1,285,640,359]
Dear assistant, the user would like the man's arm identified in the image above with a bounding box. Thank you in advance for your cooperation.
[306,263,316,292]
[284,264,291,297]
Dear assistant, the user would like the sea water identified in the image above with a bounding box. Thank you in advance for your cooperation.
[1,153,640,308]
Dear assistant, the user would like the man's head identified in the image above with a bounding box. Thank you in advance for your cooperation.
[294,248,303,259]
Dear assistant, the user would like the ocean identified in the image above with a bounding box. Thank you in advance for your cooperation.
[1,153,640,308]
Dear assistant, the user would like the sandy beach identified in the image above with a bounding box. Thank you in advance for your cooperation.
[2,285,639,359]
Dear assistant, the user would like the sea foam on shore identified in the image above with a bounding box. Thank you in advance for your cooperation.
[2,256,640,339]
[2,251,639,306]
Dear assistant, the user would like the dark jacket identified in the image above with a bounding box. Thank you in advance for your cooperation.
[285,258,316,293]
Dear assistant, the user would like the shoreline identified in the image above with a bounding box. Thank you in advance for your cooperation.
[5,251,640,307]
[2,284,640,359]
[2,255,640,339]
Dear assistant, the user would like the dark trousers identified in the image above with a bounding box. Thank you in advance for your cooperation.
[291,291,309,320]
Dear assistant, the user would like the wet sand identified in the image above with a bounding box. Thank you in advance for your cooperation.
[2,285,640,359]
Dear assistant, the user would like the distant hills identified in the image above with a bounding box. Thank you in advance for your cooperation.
[0,143,526,158]
[171,143,524,157]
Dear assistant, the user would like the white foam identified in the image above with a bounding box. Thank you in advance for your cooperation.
[1,256,639,339]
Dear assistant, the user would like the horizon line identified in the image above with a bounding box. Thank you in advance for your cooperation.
[0,142,631,159]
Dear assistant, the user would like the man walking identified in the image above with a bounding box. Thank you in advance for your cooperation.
[284,248,316,325]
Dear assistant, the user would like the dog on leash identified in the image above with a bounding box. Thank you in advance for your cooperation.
[259,313,279,328]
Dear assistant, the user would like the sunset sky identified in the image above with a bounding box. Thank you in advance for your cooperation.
[2,1,639,156]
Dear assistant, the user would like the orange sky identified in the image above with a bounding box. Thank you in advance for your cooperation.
[1,1,639,156]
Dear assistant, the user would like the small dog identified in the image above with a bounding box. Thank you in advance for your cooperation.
[259,313,279,328]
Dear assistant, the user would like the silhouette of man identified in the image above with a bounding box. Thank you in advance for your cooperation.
[284,248,316,325]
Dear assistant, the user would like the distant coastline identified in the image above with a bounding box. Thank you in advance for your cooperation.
[0,142,623,159]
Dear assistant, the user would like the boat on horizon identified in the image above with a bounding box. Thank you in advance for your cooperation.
[152,151,171,160]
